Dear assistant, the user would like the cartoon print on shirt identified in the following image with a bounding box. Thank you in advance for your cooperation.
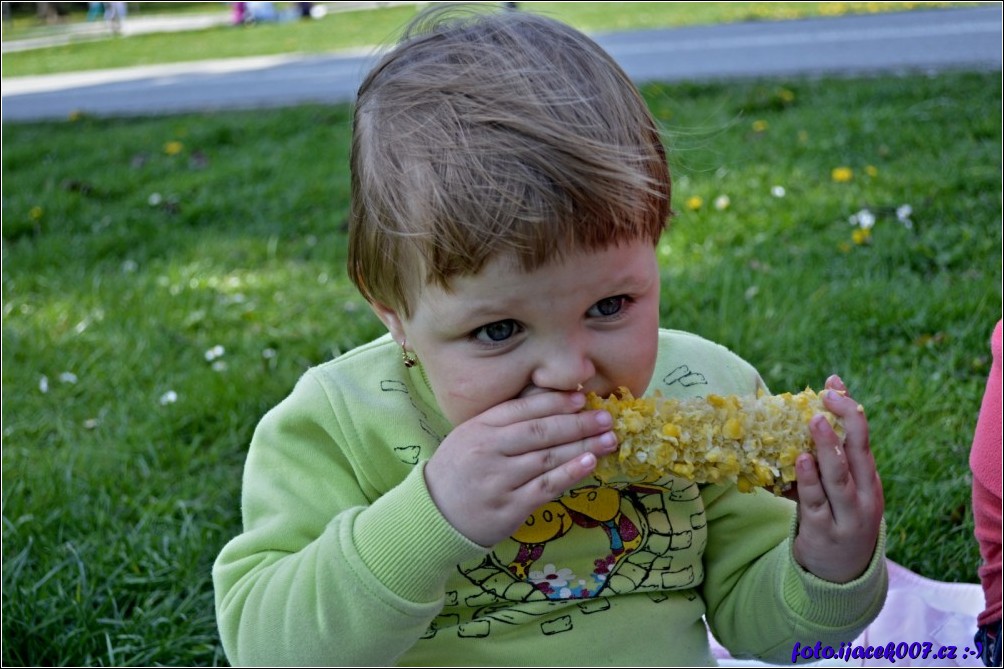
[379,377,443,446]
[393,444,422,465]
[663,364,708,389]
[379,379,446,463]
[435,474,706,640]
[507,486,645,596]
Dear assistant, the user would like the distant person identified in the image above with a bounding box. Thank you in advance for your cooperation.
[972,320,1002,666]
[246,1,278,23]
[104,1,126,35]
[232,2,247,26]
[87,2,104,22]
[213,5,887,665]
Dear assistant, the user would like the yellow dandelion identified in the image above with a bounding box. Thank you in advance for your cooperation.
[29,206,44,220]
[865,165,878,177]
[68,110,82,122]
[831,166,854,183]
[852,227,872,245]
[164,141,184,156]
[752,119,768,133]
[838,242,852,253]
[776,88,795,104]
[685,196,704,211]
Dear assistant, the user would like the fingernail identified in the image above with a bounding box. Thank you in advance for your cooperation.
[595,411,612,429]
[599,431,617,450]
[571,392,586,408]
[797,453,814,472]
[579,453,596,468]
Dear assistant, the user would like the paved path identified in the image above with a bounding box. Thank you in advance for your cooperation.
[2,5,1000,122]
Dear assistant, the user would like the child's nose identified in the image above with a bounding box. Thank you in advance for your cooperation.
[530,340,596,392]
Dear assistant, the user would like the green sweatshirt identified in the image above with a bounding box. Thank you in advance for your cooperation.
[213,329,887,666]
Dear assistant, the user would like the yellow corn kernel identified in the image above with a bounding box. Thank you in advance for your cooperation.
[585,387,847,495]
[662,423,681,439]
[722,417,744,440]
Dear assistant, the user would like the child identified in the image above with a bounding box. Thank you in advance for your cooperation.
[971,320,1002,667]
[213,6,887,665]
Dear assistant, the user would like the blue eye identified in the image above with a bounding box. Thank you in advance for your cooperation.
[473,319,519,343]
[588,296,627,318]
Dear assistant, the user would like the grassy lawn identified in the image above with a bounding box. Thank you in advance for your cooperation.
[1,1,981,77]
[2,69,1001,664]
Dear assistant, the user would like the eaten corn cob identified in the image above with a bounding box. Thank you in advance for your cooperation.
[585,388,845,494]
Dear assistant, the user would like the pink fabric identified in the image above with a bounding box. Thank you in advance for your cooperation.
[970,320,1002,627]
[710,560,985,667]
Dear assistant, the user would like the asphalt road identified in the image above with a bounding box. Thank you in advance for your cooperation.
[1,5,1001,122]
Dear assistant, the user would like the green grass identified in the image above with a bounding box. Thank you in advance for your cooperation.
[1,1,981,77]
[3,71,1001,665]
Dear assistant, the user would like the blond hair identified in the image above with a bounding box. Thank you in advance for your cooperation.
[348,4,671,316]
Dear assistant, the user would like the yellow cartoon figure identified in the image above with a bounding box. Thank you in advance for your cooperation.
[507,485,645,597]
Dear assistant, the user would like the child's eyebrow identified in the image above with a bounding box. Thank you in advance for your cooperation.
[607,274,654,293]
[588,270,657,299]
[446,299,520,327]
[457,274,652,321]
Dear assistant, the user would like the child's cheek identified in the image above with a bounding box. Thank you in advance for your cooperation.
[433,364,518,425]
[617,321,660,398]
[630,345,660,397]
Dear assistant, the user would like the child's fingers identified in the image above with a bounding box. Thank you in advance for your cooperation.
[508,430,617,486]
[795,376,885,583]
[488,390,587,425]
[793,452,832,524]
[809,413,858,523]
[501,409,613,457]
[478,391,611,456]
[821,385,878,501]
[523,452,598,501]
[824,374,848,394]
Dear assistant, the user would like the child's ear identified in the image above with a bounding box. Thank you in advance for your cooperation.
[369,302,407,343]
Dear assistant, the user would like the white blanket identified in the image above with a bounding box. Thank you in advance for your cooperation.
[711,560,986,667]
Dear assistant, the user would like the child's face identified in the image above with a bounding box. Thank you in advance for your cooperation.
[377,240,661,426]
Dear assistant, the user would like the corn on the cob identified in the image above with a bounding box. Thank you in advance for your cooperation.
[585,388,845,494]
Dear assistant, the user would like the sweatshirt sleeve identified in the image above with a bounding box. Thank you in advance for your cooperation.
[700,483,887,663]
[212,371,487,666]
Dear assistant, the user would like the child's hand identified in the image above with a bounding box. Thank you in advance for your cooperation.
[424,391,617,547]
[791,375,884,583]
